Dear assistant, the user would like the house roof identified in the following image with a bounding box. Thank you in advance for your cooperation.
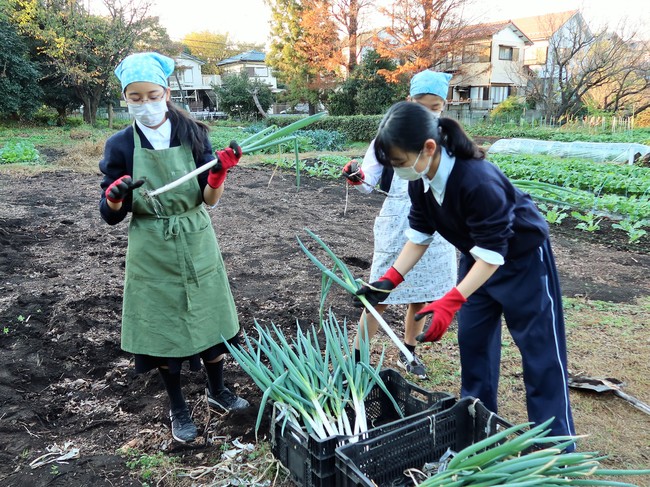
[176,52,205,65]
[462,20,533,45]
[509,10,579,41]
[217,50,266,66]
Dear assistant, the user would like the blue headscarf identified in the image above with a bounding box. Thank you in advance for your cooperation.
[409,71,452,99]
[114,52,175,92]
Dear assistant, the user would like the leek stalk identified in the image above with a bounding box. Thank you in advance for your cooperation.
[297,228,416,364]
[418,418,650,487]
[224,310,399,441]
[145,112,325,198]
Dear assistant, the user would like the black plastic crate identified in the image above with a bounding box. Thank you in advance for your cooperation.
[335,397,512,487]
[270,368,456,487]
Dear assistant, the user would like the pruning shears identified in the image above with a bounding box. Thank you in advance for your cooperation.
[345,161,391,197]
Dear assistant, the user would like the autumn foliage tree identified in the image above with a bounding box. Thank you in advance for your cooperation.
[181,31,231,74]
[374,0,474,82]
[330,0,375,75]
[266,0,343,113]
[180,31,265,74]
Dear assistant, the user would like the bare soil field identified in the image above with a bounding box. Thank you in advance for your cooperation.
[1,155,649,486]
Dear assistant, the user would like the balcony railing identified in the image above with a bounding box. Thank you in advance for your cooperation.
[168,75,222,90]
[469,99,495,109]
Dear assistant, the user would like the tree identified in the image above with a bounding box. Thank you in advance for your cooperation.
[182,31,231,74]
[214,71,273,120]
[38,74,80,125]
[329,0,375,75]
[266,0,343,113]
[526,14,649,120]
[327,49,399,115]
[181,32,266,75]
[374,0,473,82]
[584,39,650,117]
[11,0,174,125]
[356,63,400,113]
[0,16,43,119]
[327,78,360,115]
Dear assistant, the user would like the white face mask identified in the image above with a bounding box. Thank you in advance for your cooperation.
[393,150,433,181]
[430,111,442,118]
[128,99,168,127]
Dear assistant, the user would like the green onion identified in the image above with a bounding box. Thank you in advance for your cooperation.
[223,310,400,441]
[146,112,325,197]
[241,112,326,154]
[417,418,650,486]
[296,228,416,364]
[512,180,596,209]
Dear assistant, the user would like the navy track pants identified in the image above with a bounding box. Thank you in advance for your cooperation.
[457,238,575,440]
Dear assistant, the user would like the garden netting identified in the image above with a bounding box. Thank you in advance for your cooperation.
[487,138,650,164]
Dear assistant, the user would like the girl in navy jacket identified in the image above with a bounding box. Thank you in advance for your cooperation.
[357,101,575,443]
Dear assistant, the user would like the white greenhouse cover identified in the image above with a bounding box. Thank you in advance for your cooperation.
[487,138,650,164]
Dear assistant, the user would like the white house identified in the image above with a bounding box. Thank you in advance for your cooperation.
[437,21,533,108]
[170,53,222,111]
[510,10,589,79]
[216,50,278,91]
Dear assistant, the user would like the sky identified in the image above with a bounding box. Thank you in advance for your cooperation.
[147,0,649,45]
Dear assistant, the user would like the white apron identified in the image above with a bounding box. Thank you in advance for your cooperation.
[369,176,457,304]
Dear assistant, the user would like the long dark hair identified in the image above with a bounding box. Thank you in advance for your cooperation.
[166,102,210,161]
[374,101,485,166]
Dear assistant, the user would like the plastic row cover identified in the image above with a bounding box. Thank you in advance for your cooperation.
[487,138,650,164]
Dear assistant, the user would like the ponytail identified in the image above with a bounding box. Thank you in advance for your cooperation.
[374,101,484,165]
[166,102,210,161]
[437,117,485,160]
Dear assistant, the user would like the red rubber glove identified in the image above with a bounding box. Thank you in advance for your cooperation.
[207,141,242,188]
[355,266,404,306]
[342,160,364,185]
[415,288,467,343]
[105,175,145,203]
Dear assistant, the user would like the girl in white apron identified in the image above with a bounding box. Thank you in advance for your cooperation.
[99,52,247,443]
[342,71,457,379]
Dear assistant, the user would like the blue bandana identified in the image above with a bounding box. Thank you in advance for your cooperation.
[114,52,175,92]
[409,71,452,99]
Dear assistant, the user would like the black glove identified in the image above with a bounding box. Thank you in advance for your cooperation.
[105,175,145,203]
[355,266,404,306]
[355,280,395,307]
[342,160,364,185]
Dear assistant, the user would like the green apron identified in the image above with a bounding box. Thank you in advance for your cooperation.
[121,125,239,357]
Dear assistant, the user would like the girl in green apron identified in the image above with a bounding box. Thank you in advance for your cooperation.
[99,52,248,443]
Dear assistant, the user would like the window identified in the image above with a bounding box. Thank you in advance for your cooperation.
[183,69,194,83]
[462,44,491,63]
[246,66,268,77]
[499,45,513,61]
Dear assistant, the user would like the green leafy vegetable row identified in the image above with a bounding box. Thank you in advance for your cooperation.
[491,154,650,196]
